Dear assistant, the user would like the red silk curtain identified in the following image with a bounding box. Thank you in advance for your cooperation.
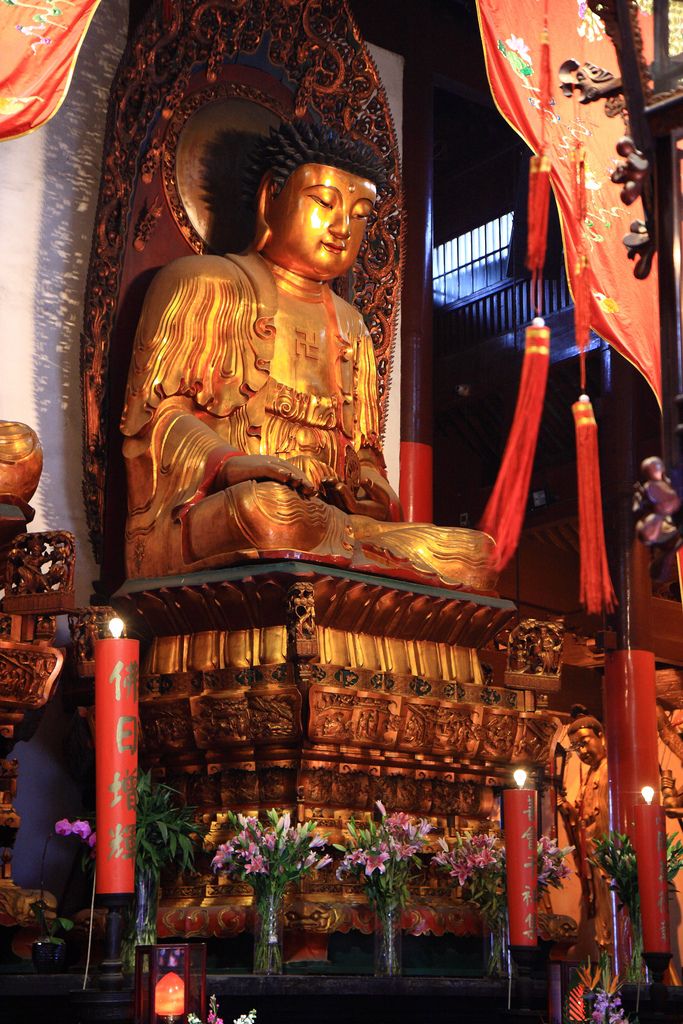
[0,0,100,141]
[476,0,661,403]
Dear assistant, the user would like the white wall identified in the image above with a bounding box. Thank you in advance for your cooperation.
[0,0,129,603]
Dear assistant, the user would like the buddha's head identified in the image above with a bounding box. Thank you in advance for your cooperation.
[244,120,386,281]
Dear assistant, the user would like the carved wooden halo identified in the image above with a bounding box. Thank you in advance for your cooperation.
[162,84,291,254]
[81,0,403,568]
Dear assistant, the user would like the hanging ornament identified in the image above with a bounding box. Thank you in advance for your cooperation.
[571,144,616,615]
[480,318,550,569]
[480,15,552,570]
[573,397,616,613]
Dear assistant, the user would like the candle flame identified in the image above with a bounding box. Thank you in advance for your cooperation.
[513,769,527,789]
[109,617,125,639]
[641,785,655,805]
[154,971,185,1015]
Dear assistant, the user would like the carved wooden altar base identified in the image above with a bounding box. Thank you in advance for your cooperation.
[0,529,75,929]
[109,562,564,938]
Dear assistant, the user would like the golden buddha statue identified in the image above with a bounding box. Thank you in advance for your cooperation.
[121,121,495,588]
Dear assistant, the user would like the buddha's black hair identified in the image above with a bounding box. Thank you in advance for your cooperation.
[242,119,387,208]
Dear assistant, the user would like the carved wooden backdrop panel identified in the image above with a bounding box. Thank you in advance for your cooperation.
[81,0,402,575]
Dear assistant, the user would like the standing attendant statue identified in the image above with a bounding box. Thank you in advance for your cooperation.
[558,706,612,957]
[121,120,496,587]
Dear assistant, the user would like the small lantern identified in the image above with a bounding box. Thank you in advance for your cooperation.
[134,943,206,1024]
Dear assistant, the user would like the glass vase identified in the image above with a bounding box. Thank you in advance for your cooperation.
[373,903,402,977]
[121,867,159,974]
[485,917,508,978]
[627,911,644,983]
[253,890,284,975]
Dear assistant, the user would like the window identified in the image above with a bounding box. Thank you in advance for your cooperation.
[433,212,514,307]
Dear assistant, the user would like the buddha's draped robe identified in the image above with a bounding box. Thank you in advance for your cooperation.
[121,251,495,588]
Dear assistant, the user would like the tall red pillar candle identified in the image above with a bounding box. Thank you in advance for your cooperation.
[634,801,670,954]
[504,788,538,946]
[95,632,139,896]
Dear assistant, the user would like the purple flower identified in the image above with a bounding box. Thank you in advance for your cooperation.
[387,812,411,831]
[88,831,97,849]
[244,854,268,875]
[450,864,472,886]
[364,852,390,876]
[375,800,386,817]
[71,820,92,841]
[316,854,332,870]
[55,819,73,836]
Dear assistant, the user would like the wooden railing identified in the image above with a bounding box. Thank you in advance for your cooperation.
[434,269,572,355]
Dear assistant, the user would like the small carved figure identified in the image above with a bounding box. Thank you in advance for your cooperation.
[559,58,622,104]
[610,137,649,207]
[355,706,377,740]
[320,710,348,737]
[506,618,563,678]
[633,455,683,581]
[5,530,75,601]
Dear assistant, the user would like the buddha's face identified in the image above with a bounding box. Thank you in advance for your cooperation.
[260,162,377,281]
[570,726,606,768]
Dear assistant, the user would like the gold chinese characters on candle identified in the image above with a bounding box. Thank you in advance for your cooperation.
[504,782,537,947]
[95,617,139,896]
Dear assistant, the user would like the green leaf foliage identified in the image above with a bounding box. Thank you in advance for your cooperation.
[29,898,74,943]
[134,770,205,875]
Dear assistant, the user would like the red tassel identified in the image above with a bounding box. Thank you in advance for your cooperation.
[526,154,551,275]
[573,397,617,614]
[480,321,550,570]
[526,20,552,310]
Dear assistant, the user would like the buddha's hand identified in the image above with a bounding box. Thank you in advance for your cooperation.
[358,463,402,522]
[215,454,317,496]
[287,455,339,493]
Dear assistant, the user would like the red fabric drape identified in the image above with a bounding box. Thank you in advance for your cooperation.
[0,1,100,141]
[476,0,661,403]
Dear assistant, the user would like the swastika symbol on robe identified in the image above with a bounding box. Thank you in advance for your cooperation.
[295,328,319,359]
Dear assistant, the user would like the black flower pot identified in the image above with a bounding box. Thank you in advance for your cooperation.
[32,939,67,973]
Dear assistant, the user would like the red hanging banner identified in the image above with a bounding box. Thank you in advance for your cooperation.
[634,801,670,954]
[504,788,538,947]
[0,0,100,142]
[95,635,139,897]
[476,0,661,403]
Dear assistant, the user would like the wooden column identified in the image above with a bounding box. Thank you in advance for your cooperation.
[399,10,434,523]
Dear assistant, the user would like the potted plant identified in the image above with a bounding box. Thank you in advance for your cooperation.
[29,897,74,973]
[432,831,573,977]
[211,810,331,975]
[121,770,205,972]
[591,830,683,981]
[51,778,203,973]
[29,821,92,973]
[335,802,432,976]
